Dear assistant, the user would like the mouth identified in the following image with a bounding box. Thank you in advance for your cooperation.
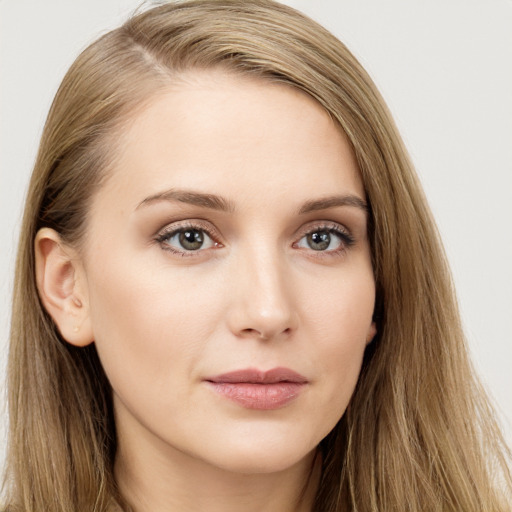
[204,367,308,410]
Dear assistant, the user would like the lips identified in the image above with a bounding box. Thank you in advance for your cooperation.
[204,367,308,410]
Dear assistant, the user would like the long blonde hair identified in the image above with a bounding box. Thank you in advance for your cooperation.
[4,1,511,510]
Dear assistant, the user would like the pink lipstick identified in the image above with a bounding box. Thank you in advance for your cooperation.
[204,367,307,410]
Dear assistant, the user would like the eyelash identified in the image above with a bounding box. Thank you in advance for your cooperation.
[154,220,355,258]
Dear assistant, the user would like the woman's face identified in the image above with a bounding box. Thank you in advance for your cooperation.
[79,71,376,475]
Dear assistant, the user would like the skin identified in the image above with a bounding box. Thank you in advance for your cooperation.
[36,71,376,512]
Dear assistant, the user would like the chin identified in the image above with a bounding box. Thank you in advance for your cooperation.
[199,435,318,475]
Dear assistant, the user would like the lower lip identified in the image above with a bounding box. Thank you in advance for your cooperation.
[207,382,305,410]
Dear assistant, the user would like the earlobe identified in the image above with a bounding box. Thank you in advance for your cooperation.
[366,321,377,345]
[35,228,94,347]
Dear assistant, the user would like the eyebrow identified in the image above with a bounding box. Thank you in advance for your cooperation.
[136,188,235,212]
[136,188,368,216]
[298,195,368,215]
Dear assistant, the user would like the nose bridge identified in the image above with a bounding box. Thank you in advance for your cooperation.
[227,241,297,339]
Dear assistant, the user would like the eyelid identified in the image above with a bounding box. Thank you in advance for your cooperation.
[295,220,352,239]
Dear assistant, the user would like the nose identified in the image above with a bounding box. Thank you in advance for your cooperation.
[226,247,298,341]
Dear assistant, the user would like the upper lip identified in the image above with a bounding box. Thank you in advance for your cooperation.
[205,367,308,384]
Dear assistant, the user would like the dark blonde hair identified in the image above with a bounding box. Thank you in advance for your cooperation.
[4,1,511,510]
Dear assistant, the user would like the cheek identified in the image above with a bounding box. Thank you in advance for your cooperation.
[303,271,374,422]
[84,254,222,403]
[306,265,375,344]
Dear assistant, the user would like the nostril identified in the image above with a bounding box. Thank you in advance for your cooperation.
[240,327,267,339]
[242,328,259,335]
[239,326,293,340]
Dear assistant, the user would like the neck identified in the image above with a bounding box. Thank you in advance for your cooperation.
[114,432,320,512]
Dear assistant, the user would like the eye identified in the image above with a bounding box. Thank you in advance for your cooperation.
[295,224,354,253]
[156,224,219,254]
[297,230,341,251]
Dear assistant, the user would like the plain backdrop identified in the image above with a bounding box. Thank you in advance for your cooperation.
[1,0,511,470]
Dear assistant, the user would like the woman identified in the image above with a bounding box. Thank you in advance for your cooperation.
[3,1,511,510]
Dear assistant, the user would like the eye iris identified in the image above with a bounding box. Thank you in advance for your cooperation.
[307,231,330,251]
[179,229,204,250]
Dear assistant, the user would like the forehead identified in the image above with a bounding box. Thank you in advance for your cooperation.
[92,70,364,215]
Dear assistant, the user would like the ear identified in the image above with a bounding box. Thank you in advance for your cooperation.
[35,227,94,347]
[366,321,377,345]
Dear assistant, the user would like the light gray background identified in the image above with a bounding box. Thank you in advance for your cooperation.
[1,0,511,471]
